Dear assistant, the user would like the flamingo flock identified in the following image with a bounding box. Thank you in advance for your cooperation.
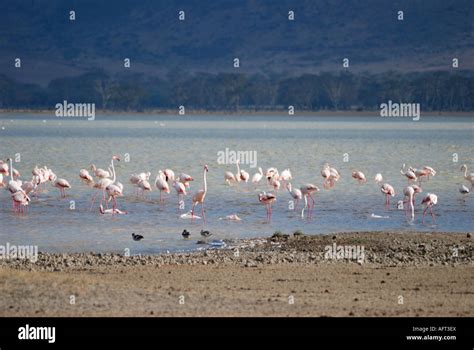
[1,155,473,226]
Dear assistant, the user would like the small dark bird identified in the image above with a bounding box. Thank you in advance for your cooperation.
[182,229,191,238]
[200,229,212,238]
[132,233,144,241]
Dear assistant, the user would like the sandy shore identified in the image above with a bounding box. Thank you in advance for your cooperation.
[0,231,472,317]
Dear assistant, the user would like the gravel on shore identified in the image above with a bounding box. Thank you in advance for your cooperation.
[1,231,472,271]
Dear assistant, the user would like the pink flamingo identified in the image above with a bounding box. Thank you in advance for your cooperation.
[164,169,175,182]
[251,167,263,187]
[178,173,194,188]
[90,163,112,179]
[352,170,367,184]
[401,164,417,183]
[51,173,71,198]
[79,169,94,185]
[421,193,438,224]
[105,158,123,211]
[155,170,170,203]
[90,155,120,209]
[286,183,302,211]
[258,191,276,221]
[403,185,422,221]
[191,165,209,220]
[173,180,187,209]
[11,190,30,214]
[381,183,395,208]
[300,183,319,217]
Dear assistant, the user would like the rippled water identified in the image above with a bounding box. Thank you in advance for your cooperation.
[0,114,472,254]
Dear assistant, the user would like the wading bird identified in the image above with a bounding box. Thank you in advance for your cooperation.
[460,164,474,189]
[286,183,302,211]
[381,183,395,208]
[258,191,276,221]
[352,170,367,184]
[421,193,438,224]
[191,165,208,220]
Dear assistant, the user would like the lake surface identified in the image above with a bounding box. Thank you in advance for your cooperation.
[0,114,473,254]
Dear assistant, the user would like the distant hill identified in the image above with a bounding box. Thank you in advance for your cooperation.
[0,0,473,85]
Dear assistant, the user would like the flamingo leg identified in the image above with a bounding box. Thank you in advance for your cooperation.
[422,207,428,224]
[201,203,205,221]
[191,202,196,218]
[430,206,436,223]
[89,190,100,211]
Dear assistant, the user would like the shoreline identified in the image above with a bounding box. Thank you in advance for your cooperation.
[1,231,472,316]
[1,109,473,117]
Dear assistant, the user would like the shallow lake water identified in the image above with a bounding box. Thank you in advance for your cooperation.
[0,114,472,254]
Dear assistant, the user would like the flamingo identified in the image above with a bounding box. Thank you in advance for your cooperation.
[265,167,279,183]
[173,180,187,209]
[322,164,339,188]
[191,164,209,220]
[105,158,123,211]
[224,170,237,184]
[300,183,319,217]
[239,168,250,183]
[459,184,470,194]
[21,176,40,195]
[137,179,152,197]
[11,190,30,214]
[381,183,395,208]
[403,185,422,220]
[0,160,9,175]
[164,169,175,182]
[286,183,302,210]
[352,171,367,184]
[251,167,263,187]
[270,177,281,190]
[0,173,4,188]
[155,170,170,202]
[178,173,194,188]
[460,164,474,189]
[374,173,383,184]
[79,169,94,185]
[401,164,417,183]
[258,191,276,221]
[99,204,127,215]
[409,166,435,183]
[421,193,438,224]
[90,163,112,179]
[90,155,120,209]
[51,173,71,198]
[6,159,24,208]
[279,168,292,184]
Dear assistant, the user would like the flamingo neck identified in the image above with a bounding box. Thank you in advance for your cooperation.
[203,168,207,193]
[9,158,13,180]
[111,160,116,183]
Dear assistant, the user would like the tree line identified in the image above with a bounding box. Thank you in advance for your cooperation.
[0,70,473,111]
